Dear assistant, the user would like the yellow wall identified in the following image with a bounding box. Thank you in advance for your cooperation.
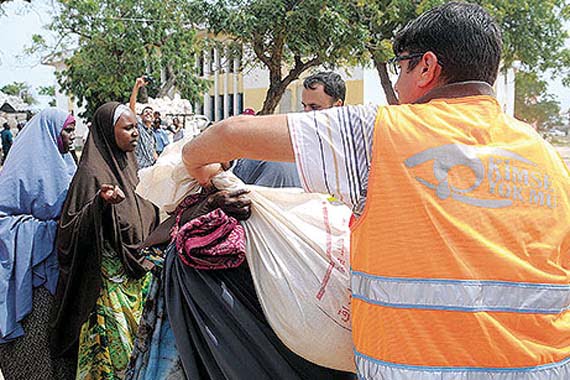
[243,78,365,113]
[206,73,244,96]
[345,80,364,105]
[243,87,268,112]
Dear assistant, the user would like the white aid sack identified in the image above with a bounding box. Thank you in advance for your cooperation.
[136,152,355,372]
[136,137,200,213]
[213,173,354,372]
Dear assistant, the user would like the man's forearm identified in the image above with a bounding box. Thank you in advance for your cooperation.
[182,114,295,184]
[129,86,139,113]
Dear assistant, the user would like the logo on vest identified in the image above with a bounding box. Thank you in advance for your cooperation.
[404,144,556,209]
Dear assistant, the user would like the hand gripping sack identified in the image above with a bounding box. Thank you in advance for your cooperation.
[213,174,354,372]
[135,144,354,371]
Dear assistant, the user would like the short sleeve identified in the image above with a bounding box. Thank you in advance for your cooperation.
[287,104,378,215]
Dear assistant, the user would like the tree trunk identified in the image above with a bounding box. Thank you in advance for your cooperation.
[259,81,290,115]
[373,59,399,105]
[258,56,320,115]
[259,65,289,115]
[158,65,176,98]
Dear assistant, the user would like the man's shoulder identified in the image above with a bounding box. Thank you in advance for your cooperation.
[137,121,152,133]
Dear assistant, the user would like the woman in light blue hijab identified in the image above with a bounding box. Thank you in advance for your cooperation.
[0,108,78,380]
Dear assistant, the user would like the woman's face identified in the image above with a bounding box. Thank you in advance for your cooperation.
[59,122,76,153]
[114,111,139,152]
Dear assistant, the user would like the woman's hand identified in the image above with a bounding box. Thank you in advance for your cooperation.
[207,189,252,220]
[142,188,252,249]
[99,184,126,204]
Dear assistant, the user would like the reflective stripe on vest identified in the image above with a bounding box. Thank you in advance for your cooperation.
[355,351,570,380]
[350,97,570,376]
[352,270,570,314]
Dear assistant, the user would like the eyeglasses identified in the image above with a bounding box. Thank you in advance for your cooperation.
[387,53,425,76]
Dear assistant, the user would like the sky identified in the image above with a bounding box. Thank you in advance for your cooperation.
[1,1,569,112]
[0,1,57,109]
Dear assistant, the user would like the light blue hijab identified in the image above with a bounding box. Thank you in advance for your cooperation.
[0,108,77,342]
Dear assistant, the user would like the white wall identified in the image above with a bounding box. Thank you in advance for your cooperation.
[494,67,516,117]
[363,66,389,105]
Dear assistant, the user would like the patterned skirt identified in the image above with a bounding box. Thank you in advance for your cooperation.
[126,245,184,380]
[0,287,76,380]
[76,243,151,380]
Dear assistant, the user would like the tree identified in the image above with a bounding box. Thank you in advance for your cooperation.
[33,0,207,118]
[38,85,56,107]
[515,71,563,133]
[347,0,423,105]
[350,0,570,104]
[1,81,37,105]
[190,0,368,114]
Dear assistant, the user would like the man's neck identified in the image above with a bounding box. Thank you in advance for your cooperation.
[414,81,495,104]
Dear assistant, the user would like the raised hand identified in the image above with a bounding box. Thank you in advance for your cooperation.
[99,184,126,204]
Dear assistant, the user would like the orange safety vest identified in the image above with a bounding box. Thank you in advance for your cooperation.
[350,96,570,379]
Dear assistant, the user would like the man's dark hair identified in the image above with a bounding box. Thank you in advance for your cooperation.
[141,106,153,114]
[303,72,346,103]
[3,123,9,129]
[393,2,502,86]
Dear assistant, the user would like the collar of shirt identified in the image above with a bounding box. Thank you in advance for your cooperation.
[414,81,495,105]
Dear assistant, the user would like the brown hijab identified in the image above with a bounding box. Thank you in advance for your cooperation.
[51,102,158,357]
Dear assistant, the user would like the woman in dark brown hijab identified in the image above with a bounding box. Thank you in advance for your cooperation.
[50,102,159,379]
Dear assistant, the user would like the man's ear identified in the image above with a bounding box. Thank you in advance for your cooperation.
[334,99,344,107]
[416,51,442,89]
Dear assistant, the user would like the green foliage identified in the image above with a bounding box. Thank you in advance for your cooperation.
[480,0,568,75]
[189,0,369,114]
[42,0,207,118]
[515,71,563,132]
[349,0,569,102]
[347,0,429,103]
[38,85,56,107]
[38,85,55,97]
[1,81,37,105]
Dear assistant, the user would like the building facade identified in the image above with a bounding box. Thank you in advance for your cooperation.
[199,45,516,118]
[45,46,516,130]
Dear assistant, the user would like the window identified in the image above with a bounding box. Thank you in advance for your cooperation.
[238,93,244,114]
[195,101,204,116]
[198,53,204,77]
[209,95,215,122]
[228,93,234,116]
[210,49,216,73]
[218,95,224,120]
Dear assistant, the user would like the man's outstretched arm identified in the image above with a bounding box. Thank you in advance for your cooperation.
[182,114,294,186]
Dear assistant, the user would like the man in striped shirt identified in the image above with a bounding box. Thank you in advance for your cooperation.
[232,71,347,189]
[181,2,570,379]
[130,77,158,169]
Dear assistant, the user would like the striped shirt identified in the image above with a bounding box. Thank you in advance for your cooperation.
[135,120,157,169]
[287,104,378,215]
